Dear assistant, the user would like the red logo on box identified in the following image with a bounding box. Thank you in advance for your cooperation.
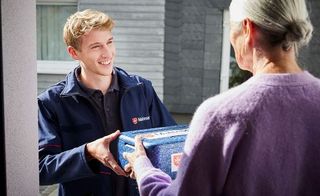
[171,153,183,172]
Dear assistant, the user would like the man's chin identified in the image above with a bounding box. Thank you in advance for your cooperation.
[101,70,114,77]
[99,65,114,75]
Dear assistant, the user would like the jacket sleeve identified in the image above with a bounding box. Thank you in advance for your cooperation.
[143,81,177,127]
[38,98,95,185]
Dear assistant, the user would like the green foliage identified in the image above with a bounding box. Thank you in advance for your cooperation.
[229,59,252,88]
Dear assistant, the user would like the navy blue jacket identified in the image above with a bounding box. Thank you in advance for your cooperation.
[38,67,176,196]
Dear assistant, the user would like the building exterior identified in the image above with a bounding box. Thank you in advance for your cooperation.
[37,0,320,114]
[1,0,320,195]
[164,0,230,113]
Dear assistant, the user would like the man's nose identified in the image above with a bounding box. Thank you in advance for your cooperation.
[101,45,112,58]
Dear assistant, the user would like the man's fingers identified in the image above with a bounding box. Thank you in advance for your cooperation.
[129,171,136,179]
[105,130,121,142]
[102,153,126,176]
[124,163,131,173]
[108,160,126,176]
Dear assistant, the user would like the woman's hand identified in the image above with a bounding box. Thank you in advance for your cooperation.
[123,136,147,179]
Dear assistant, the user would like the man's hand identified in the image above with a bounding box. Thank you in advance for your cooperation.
[86,130,127,176]
[123,136,147,179]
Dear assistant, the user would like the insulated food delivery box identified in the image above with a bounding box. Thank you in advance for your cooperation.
[118,124,189,179]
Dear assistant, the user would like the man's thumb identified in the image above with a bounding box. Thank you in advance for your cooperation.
[107,130,121,141]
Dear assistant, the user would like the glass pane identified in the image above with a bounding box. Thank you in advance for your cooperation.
[36,5,77,60]
[229,48,252,88]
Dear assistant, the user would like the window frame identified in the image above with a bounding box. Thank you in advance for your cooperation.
[220,9,231,93]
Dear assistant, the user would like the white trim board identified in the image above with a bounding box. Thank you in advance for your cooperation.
[37,60,78,74]
[220,9,231,93]
[37,0,77,5]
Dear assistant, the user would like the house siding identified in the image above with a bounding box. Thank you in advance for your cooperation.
[79,0,166,100]
[37,74,66,95]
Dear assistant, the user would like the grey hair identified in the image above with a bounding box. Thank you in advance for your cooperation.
[240,0,313,53]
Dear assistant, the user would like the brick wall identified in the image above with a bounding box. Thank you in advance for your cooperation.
[299,0,320,77]
[164,0,226,113]
[164,0,320,114]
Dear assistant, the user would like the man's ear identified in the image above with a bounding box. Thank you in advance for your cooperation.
[67,46,80,60]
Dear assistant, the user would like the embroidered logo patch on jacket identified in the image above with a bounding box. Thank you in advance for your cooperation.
[131,116,150,124]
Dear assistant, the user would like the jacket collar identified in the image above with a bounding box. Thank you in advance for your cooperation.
[60,66,141,97]
[115,66,143,89]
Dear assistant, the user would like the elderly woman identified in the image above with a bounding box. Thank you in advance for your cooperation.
[124,0,320,195]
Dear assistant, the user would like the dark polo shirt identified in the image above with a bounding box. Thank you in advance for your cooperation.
[76,67,122,134]
[76,67,127,196]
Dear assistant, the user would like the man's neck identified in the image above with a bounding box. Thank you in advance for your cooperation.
[79,70,112,95]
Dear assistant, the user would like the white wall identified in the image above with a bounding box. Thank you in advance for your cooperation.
[1,0,38,195]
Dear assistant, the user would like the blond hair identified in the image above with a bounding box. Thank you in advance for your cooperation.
[230,0,313,53]
[63,9,114,50]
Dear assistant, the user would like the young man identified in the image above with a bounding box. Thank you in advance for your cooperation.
[38,9,176,196]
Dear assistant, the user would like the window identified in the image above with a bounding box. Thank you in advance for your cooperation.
[229,51,252,88]
[36,0,78,74]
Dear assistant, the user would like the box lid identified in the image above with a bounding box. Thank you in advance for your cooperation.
[119,125,188,148]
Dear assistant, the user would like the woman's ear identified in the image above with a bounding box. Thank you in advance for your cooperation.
[242,19,255,48]
[67,46,80,60]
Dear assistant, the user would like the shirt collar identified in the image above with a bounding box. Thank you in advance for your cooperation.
[75,67,120,96]
[108,69,120,92]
